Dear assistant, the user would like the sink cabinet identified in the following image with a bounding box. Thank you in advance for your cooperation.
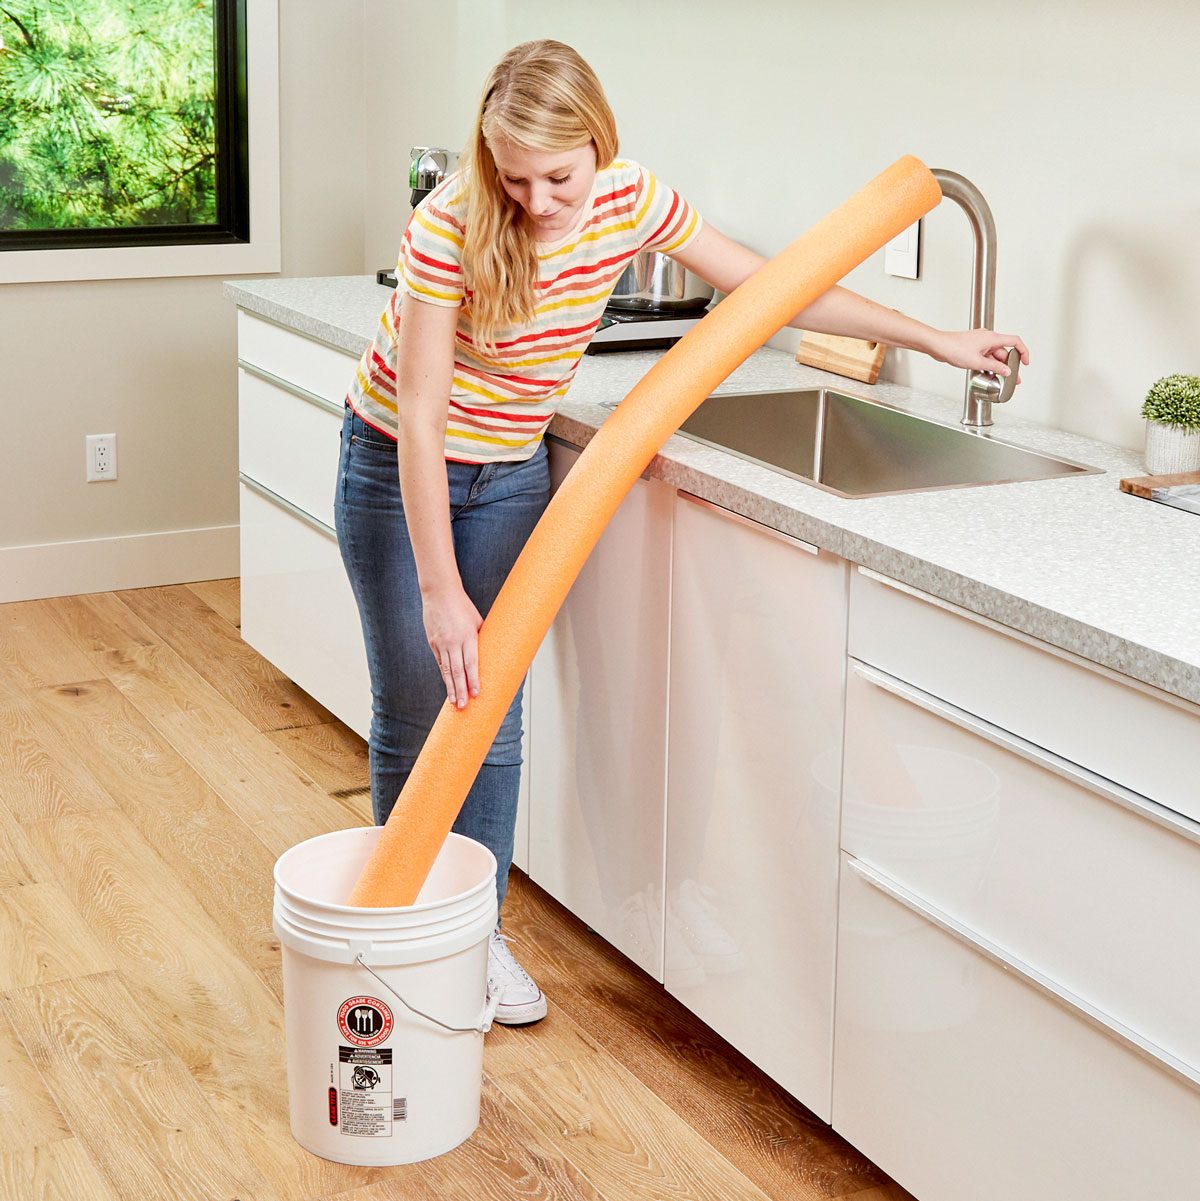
[664,492,846,1118]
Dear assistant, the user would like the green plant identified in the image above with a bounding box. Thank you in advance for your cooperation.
[1141,374,1200,432]
[0,0,217,232]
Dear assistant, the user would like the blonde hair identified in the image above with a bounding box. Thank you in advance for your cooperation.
[460,40,618,353]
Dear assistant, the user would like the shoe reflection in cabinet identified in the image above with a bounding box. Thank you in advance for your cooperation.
[665,493,846,1120]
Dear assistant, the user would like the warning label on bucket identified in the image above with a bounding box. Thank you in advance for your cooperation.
[337,1046,402,1136]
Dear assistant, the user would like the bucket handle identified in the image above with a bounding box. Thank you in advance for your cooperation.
[354,954,499,1036]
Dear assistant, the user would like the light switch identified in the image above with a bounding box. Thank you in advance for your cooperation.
[885,219,920,279]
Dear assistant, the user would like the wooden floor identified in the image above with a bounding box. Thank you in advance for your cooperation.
[0,581,914,1201]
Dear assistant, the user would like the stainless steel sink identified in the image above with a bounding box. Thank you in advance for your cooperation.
[664,387,1100,498]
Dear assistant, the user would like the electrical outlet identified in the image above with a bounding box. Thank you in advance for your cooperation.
[86,433,118,482]
[885,219,921,279]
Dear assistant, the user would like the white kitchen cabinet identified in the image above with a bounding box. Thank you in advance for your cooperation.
[841,659,1200,1069]
[238,366,343,530]
[834,854,1200,1201]
[527,437,673,978]
[664,491,847,1119]
[237,310,358,404]
[835,565,1200,1197]
[848,567,1200,823]
[239,480,371,738]
[233,301,1200,1200]
[236,315,371,739]
[514,684,530,872]
[235,311,532,867]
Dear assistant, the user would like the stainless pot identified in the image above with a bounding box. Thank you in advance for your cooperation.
[607,250,714,313]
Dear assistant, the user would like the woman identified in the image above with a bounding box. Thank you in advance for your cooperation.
[335,39,1029,1027]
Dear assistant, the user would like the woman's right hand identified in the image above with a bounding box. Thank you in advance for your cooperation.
[422,584,483,709]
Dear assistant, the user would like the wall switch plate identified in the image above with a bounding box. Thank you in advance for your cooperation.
[885,219,921,279]
[86,433,118,481]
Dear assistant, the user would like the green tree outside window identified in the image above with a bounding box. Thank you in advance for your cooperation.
[0,0,220,232]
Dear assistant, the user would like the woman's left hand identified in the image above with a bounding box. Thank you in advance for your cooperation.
[930,329,1030,382]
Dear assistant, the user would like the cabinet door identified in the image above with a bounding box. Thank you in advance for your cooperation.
[513,680,531,873]
[849,567,1200,824]
[834,855,1200,1201]
[240,481,371,739]
[527,439,673,978]
[238,367,343,528]
[665,492,847,1119]
[842,659,1200,1068]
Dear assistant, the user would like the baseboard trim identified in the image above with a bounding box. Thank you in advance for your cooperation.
[1,524,240,603]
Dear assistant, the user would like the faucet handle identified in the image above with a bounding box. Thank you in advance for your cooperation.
[994,346,1021,404]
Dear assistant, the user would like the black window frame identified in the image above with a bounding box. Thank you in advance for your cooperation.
[0,0,249,252]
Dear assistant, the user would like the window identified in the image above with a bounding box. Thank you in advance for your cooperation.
[0,0,277,282]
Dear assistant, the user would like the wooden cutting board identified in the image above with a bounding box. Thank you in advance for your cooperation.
[795,330,889,384]
[1119,469,1200,515]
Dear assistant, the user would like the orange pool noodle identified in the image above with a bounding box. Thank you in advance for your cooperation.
[348,155,943,908]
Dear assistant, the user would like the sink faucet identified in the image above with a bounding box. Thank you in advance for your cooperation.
[930,169,1021,430]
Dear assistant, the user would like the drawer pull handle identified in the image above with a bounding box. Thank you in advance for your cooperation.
[850,660,1200,848]
[679,490,819,554]
[238,360,344,417]
[846,856,1200,1093]
[240,474,337,542]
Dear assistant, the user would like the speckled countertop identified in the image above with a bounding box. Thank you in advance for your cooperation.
[224,276,1200,707]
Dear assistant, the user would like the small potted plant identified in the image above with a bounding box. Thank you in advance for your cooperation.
[1142,374,1200,475]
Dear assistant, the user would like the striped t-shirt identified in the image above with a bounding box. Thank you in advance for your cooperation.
[346,158,703,463]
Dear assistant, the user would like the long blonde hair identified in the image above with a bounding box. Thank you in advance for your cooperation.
[460,41,618,353]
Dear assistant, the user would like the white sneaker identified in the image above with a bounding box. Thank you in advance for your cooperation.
[670,879,745,974]
[487,931,547,1026]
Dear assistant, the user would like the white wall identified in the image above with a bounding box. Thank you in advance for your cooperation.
[365,0,1200,451]
[0,0,366,596]
[4,1,1195,597]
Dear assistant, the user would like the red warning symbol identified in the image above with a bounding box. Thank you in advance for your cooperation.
[338,996,394,1047]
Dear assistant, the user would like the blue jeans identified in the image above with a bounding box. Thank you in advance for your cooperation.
[333,405,550,914]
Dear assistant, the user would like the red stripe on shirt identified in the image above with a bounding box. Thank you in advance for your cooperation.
[370,347,396,382]
[456,319,599,350]
[448,398,551,423]
[646,192,683,248]
[455,363,558,390]
[405,241,463,274]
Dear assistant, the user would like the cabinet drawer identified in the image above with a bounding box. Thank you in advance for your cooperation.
[239,482,370,739]
[237,311,359,406]
[843,659,1200,1069]
[833,855,1200,1201]
[239,368,343,527]
[849,567,1200,822]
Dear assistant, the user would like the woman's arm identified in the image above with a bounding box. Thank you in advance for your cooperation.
[395,292,481,710]
[670,223,1029,379]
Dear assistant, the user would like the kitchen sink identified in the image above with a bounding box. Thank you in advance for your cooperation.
[657,387,1101,498]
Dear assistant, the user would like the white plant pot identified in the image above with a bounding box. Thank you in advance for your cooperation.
[1144,422,1200,475]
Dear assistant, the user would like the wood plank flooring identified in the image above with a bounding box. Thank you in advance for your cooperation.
[0,581,914,1201]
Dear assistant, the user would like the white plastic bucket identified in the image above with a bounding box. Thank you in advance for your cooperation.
[273,827,498,1165]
